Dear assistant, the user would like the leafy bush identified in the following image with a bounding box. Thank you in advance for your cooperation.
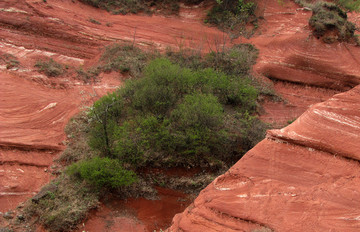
[171,93,224,130]
[88,91,124,156]
[205,44,258,76]
[165,44,268,101]
[169,93,229,162]
[130,58,195,115]
[205,0,257,37]
[309,2,356,43]
[67,157,137,189]
[113,116,174,166]
[87,57,264,168]
[34,58,64,77]
[237,111,267,152]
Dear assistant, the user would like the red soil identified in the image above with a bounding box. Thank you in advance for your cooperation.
[1,0,359,231]
[76,187,191,232]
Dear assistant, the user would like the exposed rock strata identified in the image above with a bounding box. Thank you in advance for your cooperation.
[1,0,360,230]
[168,86,360,231]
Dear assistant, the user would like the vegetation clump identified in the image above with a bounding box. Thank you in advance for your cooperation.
[34,58,65,77]
[88,17,101,24]
[97,43,154,77]
[67,157,137,189]
[0,53,20,69]
[336,0,360,12]
[205,0,257,37]
[25,43,269,231]
[25,176,99,232]
[309,2,356,43]
[86,57,263,170]
[74,44,153,82]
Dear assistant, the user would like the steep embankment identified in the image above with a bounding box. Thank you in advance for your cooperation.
[168,1,360,231]
[252,1,359,126]
[169,85,360,231]
[1,0,358,231]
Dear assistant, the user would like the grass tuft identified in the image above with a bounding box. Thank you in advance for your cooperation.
[34,58,65,77]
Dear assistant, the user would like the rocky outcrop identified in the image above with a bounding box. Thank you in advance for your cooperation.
[255,34,360,91]
[252,1,360,91]
[168,85,360,231]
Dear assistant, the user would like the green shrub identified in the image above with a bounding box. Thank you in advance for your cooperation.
[34,58,64,77]
[113,116,174,166]
[130,58,195,115]
[88,91,124,157]
[237,111,267,152]
[67,157,137,189]
[205,0,257,36]
[309,2,356,43]
[165,44,259,75]
[165,44,268,101]
[171,93,224,130]
[88,57,263,168]
[169,93,228,161]
[76,66,100,82]
[205,44,258,76]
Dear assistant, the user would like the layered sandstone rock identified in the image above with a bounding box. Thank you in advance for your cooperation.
[168,86,360,231]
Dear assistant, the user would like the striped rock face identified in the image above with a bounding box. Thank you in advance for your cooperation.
[167,1,360,230]
[2,0,360,230]
[168,85,360,231]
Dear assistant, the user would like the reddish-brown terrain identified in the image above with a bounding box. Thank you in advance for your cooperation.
[0,0,359,231]
[168,1,360,232]
[169,85,360,232]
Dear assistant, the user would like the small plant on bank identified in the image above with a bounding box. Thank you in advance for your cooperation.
[309,2,356,43]
[97,43,155,78]
[88,18,101,25]
[35,58,64,77]
[24,175,99,232]
[0,53,20,69]
[66,157,137,189]
[205,0,257,37]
